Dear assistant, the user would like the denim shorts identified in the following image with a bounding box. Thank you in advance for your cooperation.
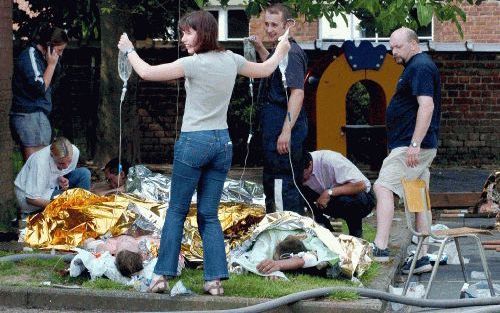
[10,112,52,147]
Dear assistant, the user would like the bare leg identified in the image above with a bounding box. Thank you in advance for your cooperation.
[22,146,45,161]
[415,211,431,257]
[373,183,394,249]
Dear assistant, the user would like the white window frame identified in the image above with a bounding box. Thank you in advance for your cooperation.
[206,6,249,41]
[319,13,433,42]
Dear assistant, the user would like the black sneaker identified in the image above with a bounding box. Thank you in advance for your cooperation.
[371,243,390,262]
[402,255,433,274]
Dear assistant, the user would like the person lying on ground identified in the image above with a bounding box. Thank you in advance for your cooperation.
[256,234,333,279]
[92,157,131,195]
[83,234,184,278]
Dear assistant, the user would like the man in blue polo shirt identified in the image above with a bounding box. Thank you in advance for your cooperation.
[250,3,308,215]
[371,28,441,274]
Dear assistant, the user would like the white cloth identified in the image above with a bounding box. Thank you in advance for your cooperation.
[179,50,246,132]
[14,145,79,213]
[304,150,371,194]
[231,229,338,279]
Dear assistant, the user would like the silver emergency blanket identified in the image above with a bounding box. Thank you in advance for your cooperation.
[230,228,339,280]
[126,165,264,205]
[229,211,373,278]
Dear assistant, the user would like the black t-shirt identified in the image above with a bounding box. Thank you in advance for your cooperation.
[261,39,308,107]
[386,53,441,149]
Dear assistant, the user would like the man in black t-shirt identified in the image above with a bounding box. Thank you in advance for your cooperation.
[371,28,441,273]
[250,4,308,215]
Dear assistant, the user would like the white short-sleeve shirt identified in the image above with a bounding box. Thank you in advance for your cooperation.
[303,150,371,194]
[14,145,79,213]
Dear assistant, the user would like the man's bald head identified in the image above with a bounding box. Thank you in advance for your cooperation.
[391,27,419,44]
[389,27,420,65]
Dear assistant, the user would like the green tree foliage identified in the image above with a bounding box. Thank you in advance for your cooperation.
[14,0,481,42]
[198,0,483,38]
[13,0,199,43]
[13,0,100,42]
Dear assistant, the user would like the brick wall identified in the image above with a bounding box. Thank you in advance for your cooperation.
[431,52,499,166]
[434,0,500,43]
[39,46,498,167]
[0,0,14,222]
[249,13,318,43]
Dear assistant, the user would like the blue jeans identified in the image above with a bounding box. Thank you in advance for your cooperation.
[51,167,91,198]
[154,130,232,281]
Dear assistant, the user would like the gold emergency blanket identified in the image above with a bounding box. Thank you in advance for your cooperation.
[24,189,167,250]
[24,189,266,260]
[181,202,265,262]
[229,211,372,277]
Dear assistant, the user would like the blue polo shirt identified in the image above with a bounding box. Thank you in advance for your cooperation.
[386,53,441,149]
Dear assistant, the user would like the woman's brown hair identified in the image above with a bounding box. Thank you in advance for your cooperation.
[179,10,223,54]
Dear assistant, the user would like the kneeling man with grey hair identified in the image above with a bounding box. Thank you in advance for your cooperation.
[14,136,91,215]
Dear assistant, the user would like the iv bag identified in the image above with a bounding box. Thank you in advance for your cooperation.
[118,50,133,83]
[277,27,290,78]
[279,54,288,79]
[243,38,256,62]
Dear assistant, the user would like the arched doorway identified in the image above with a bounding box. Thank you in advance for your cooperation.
[345,80,387,170]
[315,46,403,170]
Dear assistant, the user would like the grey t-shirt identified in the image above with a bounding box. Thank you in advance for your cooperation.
[179,50,246,131]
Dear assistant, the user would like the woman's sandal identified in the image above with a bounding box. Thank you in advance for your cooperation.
[147,275,169,294]
[203,280,224,296]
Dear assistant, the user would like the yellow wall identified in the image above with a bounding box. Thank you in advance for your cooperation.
[316,54,403,155]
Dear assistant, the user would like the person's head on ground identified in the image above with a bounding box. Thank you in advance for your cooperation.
[389,27,420,65]
[302,151,313,183]
[264,3,294,42]
[273,235,308,260]
[103,157,130,189]
[179,10,222,54]
[115,249,144,277]
[50,137,73,170]
[34,26,69,57]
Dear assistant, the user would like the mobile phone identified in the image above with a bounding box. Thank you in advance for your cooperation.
[47,43,52,54]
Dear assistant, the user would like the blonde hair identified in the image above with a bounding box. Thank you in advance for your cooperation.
[50,137,72,158]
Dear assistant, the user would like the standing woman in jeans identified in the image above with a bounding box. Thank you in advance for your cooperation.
[118,10,290,295]
[11,27,68,161]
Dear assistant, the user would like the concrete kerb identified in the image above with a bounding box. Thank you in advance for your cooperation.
[0,285,383,312]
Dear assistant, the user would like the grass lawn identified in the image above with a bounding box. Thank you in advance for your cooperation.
[0,222,378,300]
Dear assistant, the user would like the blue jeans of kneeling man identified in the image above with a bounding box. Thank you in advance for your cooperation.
[154,130,232,281]
[51,167,92,198]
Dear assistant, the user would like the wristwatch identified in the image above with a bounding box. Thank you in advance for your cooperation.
[124,47,135,57]
[327,188,333,196]
[411,141,419,148]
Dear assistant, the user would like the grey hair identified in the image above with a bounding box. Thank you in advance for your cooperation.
[50,137,72,158]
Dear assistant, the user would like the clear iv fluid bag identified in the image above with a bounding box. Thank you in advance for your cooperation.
[118,50,133,83]
[279,53,288,79]
[243,38,256,63]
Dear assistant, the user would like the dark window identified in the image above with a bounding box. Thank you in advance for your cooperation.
[228,10,249,38]
[208,10,219,22]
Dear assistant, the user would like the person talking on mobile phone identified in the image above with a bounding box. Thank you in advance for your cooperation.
[10,26,68,161]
